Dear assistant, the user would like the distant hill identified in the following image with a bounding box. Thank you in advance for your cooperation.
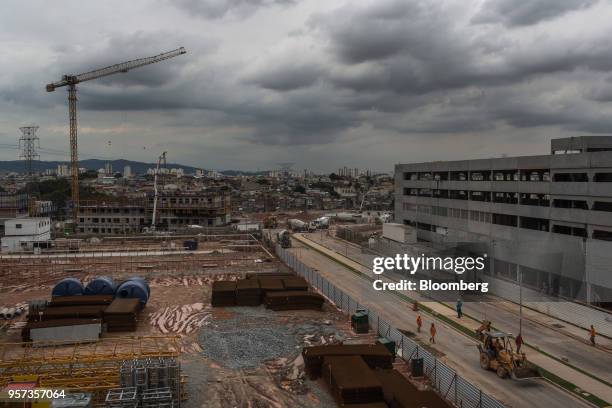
[0,159,268,176]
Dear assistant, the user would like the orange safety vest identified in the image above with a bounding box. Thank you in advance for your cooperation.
[417,316,422,326]
[430,325,436,336]
[590,327,596,337]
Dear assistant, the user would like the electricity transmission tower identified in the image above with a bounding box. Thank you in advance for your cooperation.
[19,126,40,216]
[19,126,40,177]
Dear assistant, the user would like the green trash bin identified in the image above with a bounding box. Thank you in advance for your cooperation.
[411,358,424,377]
[376,337,396,358]
[351,309,370,333]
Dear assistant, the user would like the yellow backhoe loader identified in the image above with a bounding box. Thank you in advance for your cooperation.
[477,331,540,379]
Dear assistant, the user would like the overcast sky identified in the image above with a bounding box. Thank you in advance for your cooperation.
[1,0,612,172]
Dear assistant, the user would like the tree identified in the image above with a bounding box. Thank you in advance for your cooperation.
[81,170,99,179]
[294,185,306,194]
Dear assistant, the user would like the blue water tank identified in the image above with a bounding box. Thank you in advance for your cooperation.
[85,276,116,295]
[116,279,149,307]
[126,277,150,297]
[52,278,84,297]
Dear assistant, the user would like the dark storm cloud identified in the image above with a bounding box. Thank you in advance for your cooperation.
[3,0,612,164]
[74,0,612,143]
[243,63,322,91]
[473,0,597,27]
[238,98,359,144]
[170,0,297,19]
[9,30,217,113]
[313,1,612,96]
[586,75,612,102]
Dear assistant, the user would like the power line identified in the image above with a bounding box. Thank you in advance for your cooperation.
[0,144,116,161]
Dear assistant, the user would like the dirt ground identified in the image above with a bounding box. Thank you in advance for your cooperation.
[0,270,380,408]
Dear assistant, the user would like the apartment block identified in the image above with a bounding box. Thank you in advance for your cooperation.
[395,136,612,305]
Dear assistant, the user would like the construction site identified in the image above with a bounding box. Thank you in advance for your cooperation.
[1,9,611,408]
[0,231,460,408]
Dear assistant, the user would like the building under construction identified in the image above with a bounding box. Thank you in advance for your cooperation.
[77,188,231,235]
[0,193,28,235]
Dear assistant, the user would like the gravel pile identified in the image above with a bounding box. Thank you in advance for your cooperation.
[198,323,297,369]
[198,307,348,369]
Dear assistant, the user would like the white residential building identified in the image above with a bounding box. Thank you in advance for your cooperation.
[1,217,51,252]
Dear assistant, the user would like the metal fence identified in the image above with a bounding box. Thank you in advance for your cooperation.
[275,244,506,408]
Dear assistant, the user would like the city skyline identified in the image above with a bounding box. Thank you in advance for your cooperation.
[2,0,612,172]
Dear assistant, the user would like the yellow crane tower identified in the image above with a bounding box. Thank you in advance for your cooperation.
[46,47,187,226]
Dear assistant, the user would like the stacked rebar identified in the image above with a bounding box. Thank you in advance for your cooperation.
[264,291,325,311]
[322,356,384,405]
[302,344,394,379]
[281,277,309,291]
[211,274,315,310]
[374,368,452,408]
[211,281,236,306]
[104,298,140,332]
[235,279,261,306]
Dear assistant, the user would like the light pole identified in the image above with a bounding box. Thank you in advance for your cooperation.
[519,265,523,334]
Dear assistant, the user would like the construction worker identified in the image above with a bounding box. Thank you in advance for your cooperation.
[589,325,596,346]
[416,315,423,333]
[429,322,437,344]
[515,332,523,353]
[456,298,463,318]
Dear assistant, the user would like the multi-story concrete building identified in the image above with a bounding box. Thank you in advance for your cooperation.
[151,188,230,228]
[77,187,231,235]
[395,136,612,306]
[78,200,146,235]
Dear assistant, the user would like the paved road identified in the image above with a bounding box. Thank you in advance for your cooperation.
[289,238,592,408]
[307,232,612,383]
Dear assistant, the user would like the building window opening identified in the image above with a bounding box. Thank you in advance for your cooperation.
[553,172,588,182]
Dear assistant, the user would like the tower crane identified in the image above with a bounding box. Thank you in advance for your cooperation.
[46,47,187,225]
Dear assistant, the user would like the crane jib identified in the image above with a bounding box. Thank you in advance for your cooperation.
[45,47,186,90]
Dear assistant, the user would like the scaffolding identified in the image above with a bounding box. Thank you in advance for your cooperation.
[0,337,181,407]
